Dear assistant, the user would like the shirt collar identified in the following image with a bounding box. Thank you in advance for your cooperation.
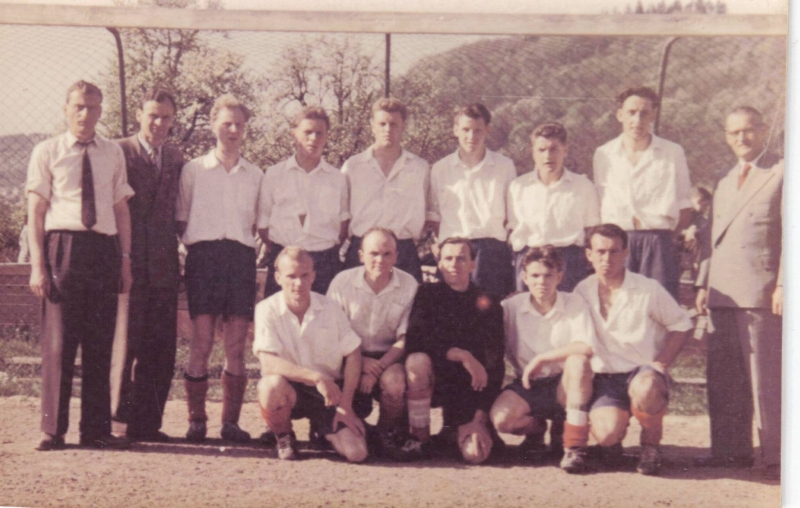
[611,133,665,156]
[202,150,246,174]
[287,154,329,175]
[354,266,400,294]
[276,291,325,318]
[738,148,769,172]
[451,148,494,171]
[521,291,564,318]
[137,134,156,156]
[65,131,96,148]
[533,167,574,186]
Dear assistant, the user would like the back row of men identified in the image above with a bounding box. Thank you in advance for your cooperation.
[26,81,782,479]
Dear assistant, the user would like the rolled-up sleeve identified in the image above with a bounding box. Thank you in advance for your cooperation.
[253,301,284,357]
[26,143,52,201]
[111,144,135,204]
[175,161,194,222]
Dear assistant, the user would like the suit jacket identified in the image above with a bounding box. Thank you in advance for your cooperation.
[118,135,184,290]
[697,151,783,309]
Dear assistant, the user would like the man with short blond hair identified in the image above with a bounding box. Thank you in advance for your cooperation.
[429,103,516,297]
[27,80,134,451]
[342,97,434,282]
[176,93,262,444]
[254,246,370,462]
[259,106,347,298]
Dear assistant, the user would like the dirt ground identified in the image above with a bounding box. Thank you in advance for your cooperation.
[0,396,779,508]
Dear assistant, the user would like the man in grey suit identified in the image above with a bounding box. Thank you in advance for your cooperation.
[695,106,782,478]
[112,88,184,442]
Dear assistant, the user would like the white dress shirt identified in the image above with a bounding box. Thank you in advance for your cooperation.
[502,291,595,379]
[258,155,348,251]
[137,134,161,170]
[26,131,134,235]
[253,292,362,381]
[176,150,263,248]
[507,168,599,252]
[574,270,692,374]
[429,149,516,242]
[593,134,692,231]
[326,266,419,354]
[342,147,433,240]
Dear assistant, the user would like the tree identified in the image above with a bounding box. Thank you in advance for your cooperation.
[261,35,384,168]
[102,0,264,164]
[624,0,726,13]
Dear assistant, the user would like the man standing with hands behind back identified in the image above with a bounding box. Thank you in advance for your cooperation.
[27,80,134,451]
[694,106,783,479]
[112,87,184,442]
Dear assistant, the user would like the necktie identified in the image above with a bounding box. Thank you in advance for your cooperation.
[737,163,752,190]
[76,141,97,229]
[152,146,161,172]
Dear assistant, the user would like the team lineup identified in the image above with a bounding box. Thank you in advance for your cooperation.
[25,80,783,479]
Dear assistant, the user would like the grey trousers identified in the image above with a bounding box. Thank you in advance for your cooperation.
[707,307,782,465]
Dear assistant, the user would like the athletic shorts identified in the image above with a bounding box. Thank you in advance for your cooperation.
[430,361,481,429]
[289,380,373,436]
[504,374,565,421]
[589,365,667,411]
[185,240,256,320]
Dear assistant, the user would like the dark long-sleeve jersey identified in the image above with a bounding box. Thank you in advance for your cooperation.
[405,281,505,413]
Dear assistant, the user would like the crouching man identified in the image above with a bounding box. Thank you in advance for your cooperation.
[490,246,595,473]
[575,224,692,475]
[253,247,370,462]
[327,227,420,459]
[404,237,505,464]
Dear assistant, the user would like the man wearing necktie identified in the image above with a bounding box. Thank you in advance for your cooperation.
[112,88,184,442]
[694,106,783,480]
[26,80,134,451]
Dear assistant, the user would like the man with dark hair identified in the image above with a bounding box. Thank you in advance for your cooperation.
[342,97,434,282]
[593,86,693,300]
[176,94,262,444]
[575,224,692,475]
[490,245,595,473]
[508,122,599,293]
[111,87,184,442]
[27,80,134,450]
[694,106,782,478]
[258,106,347,298]
[404,237,505,464]
[429,103,516,297]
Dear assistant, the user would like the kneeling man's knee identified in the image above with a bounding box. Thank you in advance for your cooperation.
[380,364,407,399]
[629,372,668,415]
[590,409,628,446]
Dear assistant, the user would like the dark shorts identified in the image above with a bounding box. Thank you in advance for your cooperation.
[289,380,373,436]
[430,361,481,429]
[185,240,256,320]
[589,365,668,411]
[505,375,565,421]
[626,229,680,301]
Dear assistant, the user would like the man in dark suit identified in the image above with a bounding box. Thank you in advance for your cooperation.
[695,106,783,479]
[112,87,184,442]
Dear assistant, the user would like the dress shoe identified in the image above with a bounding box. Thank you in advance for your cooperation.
[36,435,65,451]
[79,434,132,450]
[129,431,170,443]
[693,455,753,468]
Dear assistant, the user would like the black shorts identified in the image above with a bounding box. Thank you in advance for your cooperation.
[430,361,481,429]
[185,240,256,320]
[504,375,565,421]
[289,380,373,436]
[589,365,667,411]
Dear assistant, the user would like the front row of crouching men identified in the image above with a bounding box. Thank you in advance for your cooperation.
[253,224,691,475]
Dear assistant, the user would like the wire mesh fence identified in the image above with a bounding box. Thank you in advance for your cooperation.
[0,21,787,265]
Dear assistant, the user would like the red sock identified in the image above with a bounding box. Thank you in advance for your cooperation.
[631,406,665,446]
